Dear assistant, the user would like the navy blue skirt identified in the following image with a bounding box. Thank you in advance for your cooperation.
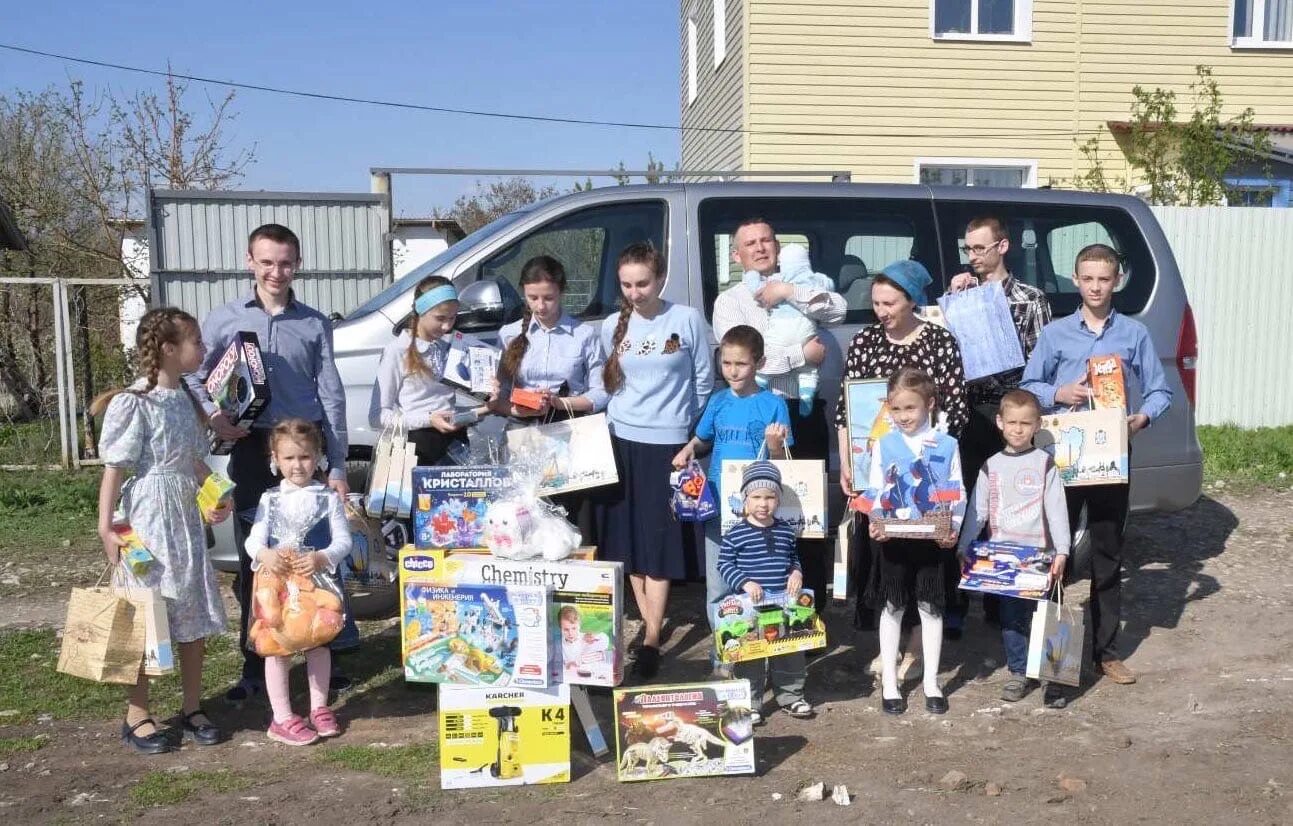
[593,435,701,580]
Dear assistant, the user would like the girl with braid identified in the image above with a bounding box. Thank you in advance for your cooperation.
[93,307,232,754]
[491,255,608,541]
[594,242,714,680]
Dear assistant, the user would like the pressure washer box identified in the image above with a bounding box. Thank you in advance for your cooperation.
[205,331,270,455]
[438,682,571,790]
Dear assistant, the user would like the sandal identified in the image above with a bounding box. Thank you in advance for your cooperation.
[783,699,816,719]
[181,709,222,746]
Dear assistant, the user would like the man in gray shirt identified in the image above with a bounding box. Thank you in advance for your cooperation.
[186,223,350,702]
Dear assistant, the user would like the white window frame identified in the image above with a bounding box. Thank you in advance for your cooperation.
[914,157,1039,188]
[687,18,698,106]
[712,0,728,67]
[1230,0,1293,49]
[930,0,1033,43]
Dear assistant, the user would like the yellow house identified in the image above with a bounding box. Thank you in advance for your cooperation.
[681,0,1293,203]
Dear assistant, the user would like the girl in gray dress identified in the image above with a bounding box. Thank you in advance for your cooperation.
[94,308,232,754]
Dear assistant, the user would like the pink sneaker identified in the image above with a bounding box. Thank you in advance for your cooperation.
[310,707,340,738]
[267,715,318,746]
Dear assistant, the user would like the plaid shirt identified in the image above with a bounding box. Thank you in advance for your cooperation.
[964,275,1052,406]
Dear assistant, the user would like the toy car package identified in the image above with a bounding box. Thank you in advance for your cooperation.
[958,540,1054,601]
[204,331,270,455]
[438,682,570,790]
[710,588,825,665]
[613,681,755,782]
[412,466,510,550]
[399,549,549,688]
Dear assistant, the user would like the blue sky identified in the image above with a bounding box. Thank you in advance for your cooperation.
[1,1,681,217]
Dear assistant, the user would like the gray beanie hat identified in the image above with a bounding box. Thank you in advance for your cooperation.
[741,461,782,496]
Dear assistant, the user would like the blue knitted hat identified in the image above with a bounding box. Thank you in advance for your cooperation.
[741,461,782,496]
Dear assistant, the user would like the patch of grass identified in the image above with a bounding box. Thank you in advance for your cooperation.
[0,468,102,587]
[318,742,440,781]
[0,419,63,467]
[0,734,49,756]
[128,769,251,807]
[0,627,242,725]
[1198,425,1293,488]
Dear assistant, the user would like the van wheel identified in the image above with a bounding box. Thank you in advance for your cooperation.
[345,459,371,495]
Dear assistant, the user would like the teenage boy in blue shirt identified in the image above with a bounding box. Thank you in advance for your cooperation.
[673,325,790,679]
[1022,243,1172,688]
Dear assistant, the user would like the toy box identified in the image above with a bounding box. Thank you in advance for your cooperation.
[959,541,1054,600]
[439,683,571,790]
[435,553,624,687]
[1035,409,1129,487]
[1088,355,1127,412]
[613,681,756,782]
[111,524,155,576]
[205,331,270,455]
[710,589,826,665]
[510,387,547,411]
[442,331,501,399]
[398,549,549,688]
[196,471,235,523]
[412,466,510,550]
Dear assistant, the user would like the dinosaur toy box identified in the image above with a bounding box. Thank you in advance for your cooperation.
[613,681,756,782]
[412,466,511,550]
[438,682,570,790]
[710,589,826,665]
[958,541,1054,601]
[398,549,550,688]
[439,553,624,687]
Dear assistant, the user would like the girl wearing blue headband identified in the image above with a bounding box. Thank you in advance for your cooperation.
[371,276,481,465]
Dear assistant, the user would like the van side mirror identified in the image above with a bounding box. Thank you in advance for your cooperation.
[456,278,522,332]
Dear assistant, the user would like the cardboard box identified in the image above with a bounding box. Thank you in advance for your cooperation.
[196,471,235,523]
[205,331,270,455]
[442,331,501,399]
[710,589,826,665]
[111,524,155,576]
[438,683,571,790]
[412,466,510,550]
[613,681,756,782]
[398,549,549,688]
[1035,409,1129,486]
[1088,355,1127,412]
[436,553,624,687]
[958,541,1054,601]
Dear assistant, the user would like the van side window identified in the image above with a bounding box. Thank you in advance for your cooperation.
[474,201,667,319]
[698,197,940,325]
[933,202,1155,316]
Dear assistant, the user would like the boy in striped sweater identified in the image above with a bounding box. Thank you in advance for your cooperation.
[717,462,815,724]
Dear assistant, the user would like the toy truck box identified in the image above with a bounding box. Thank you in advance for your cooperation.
[959,540,1054,601]
[710,589,826,665]
[613,681,756,782]
[412,466,511,550]
[205,331,270,455]
[398,549,549,688]
[438,553,624,687]
[438,682,571,790]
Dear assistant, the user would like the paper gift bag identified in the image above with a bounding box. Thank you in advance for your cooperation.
[382,427,410,518]
[57,575,146,684]
[832,511,854,601]
[936,280,1025,381]
[365,420,400,518]
[113,571,175,677]
[1026,586,1085,687]
[1034,408,1129,487]
[505,412,618,496]
[669,460,717,523]
[395,441,417,519]
[719,456,827,538]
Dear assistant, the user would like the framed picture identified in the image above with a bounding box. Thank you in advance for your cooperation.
[843,379,891,490]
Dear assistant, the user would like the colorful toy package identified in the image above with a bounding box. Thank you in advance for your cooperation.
[399,548,550,688]
[1035,409,1129,486]
[669,460,717,523]
[442,331,501,399]
[413,466,510,550]
[196,471,235,523]
[438,682,571,789]
[710,589,825,665]
[204,331,270,455]
[1088,355,1127,412]
[959,540,1054,600]
[440,552,624,687]
[613,681,756,782]
[111,524,155,576]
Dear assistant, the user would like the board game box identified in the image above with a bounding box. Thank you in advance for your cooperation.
[205,331,270,455]
[710,589,826,665]
[1088,355,1127,412]
[412,466,511,550]
[438,683,571,790]
[398,549,549,688]
[613,681,756,782]
[959,540,1054,600]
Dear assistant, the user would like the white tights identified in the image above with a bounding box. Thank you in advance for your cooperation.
[879,601,942,700]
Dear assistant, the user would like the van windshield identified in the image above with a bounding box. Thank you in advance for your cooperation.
[346,209,531,321]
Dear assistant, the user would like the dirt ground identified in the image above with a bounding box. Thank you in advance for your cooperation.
[3,489,1292,825]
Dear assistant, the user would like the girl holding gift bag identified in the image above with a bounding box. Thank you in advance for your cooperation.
[93,307,233,755]
[595,242,714,680]
[244,419,353,746]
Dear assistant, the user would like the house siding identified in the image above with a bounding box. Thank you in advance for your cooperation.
[681,0,746,175]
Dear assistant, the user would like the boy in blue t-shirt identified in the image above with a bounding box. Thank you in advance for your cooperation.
[672,325,791,679]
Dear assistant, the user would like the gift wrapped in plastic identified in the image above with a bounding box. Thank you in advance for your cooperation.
[247,487,348,657]
[670,460,717,523]
[483,439,581,561]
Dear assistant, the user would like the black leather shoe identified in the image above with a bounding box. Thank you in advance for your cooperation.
[122,718,175,755]
[631,645,661,681]
[881,697,906,715]
[182,709,222,746]
[925,695,949,715]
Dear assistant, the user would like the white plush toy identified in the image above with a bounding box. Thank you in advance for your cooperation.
[530,514,580,561]
[483,501,533,559]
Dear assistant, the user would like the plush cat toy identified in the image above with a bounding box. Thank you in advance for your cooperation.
[484,500,532,559]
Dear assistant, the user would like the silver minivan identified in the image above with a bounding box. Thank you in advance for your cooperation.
[207,182,1203,573]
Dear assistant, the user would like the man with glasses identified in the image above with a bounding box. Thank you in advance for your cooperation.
[943,216,1052,639]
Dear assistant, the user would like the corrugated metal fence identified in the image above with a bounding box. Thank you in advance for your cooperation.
[1153,205,1293,428]
[149,190,390,320]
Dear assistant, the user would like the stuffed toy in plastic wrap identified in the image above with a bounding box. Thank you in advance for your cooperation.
[479,435,581,561]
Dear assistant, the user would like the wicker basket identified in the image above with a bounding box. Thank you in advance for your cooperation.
[873,510,954,543]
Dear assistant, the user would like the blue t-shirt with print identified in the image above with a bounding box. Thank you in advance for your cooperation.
[695,388,794,497]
